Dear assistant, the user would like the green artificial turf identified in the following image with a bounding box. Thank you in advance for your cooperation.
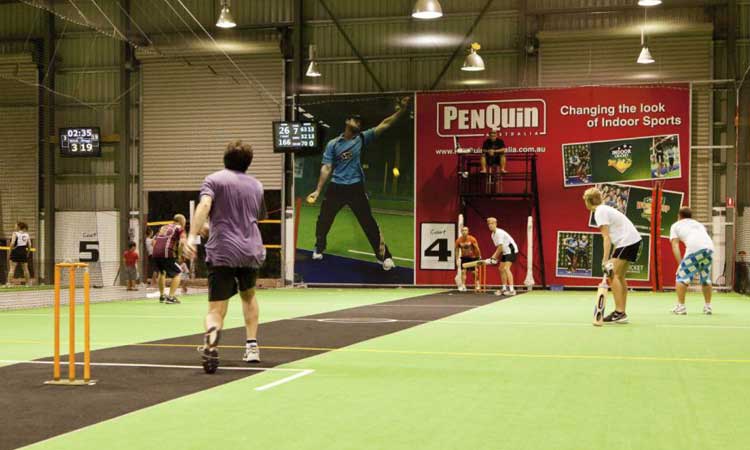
[13,289,750,450]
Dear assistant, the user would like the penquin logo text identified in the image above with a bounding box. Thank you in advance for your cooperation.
[436,99,547,137]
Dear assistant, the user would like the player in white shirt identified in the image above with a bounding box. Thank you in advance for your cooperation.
[584,188,642,324]
[485,217,518,296]
[6,222,32,287]
[669,207,714,315]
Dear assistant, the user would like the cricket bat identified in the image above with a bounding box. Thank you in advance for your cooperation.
[462,259,486,269]
[592,275,609,327]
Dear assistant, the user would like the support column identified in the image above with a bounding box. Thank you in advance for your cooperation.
[42,11,56,283]
[283,0,304,285]
[118,0,132,284]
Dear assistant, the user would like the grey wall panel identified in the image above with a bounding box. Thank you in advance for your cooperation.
[55,181,117,211]
[0,2,43,38]
[691,88,711,223]
[0,55,39,242]
[538,32,712,85]
[538,27,712,221]
[56,34,120,68]
[305,52,518,93]
[306,12,518,58]
[141,55,283,191]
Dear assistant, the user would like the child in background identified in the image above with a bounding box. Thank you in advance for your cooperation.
[123,242,139,291]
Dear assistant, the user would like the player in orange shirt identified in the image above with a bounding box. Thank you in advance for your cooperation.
[455,226,482,292]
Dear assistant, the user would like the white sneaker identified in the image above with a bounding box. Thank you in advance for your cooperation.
[671,304,687,315]
[243,344,260,363]
[458,285,467,292]
[494,290,504,296]
[382,258,395,271]
[312,251,323,260]
[506,289,517,296]
[703,304,713,315]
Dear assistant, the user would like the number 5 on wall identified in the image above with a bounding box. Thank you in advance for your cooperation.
[79,241,100,263]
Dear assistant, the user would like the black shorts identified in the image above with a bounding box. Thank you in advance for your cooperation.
[612,240,641,262]
[461,256,479,271]
[656,152,665,163]
[154,257,181,278]
[501,244,517,262]
[483,153,502,166]
[208,264,259,301]
[148,256,158,274]
[10,247,28,263]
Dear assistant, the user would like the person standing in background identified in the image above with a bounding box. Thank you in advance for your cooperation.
[670,207,715,315]
[152,214,187,304]
[5,222,32,287]
[144,228,158,287]
[122,242,139,291]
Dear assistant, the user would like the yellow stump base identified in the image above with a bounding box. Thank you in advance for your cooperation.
[44,379,98,386]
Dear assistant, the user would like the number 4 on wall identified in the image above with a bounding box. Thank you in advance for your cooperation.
[424,238,450,261]
[420,223,456,270]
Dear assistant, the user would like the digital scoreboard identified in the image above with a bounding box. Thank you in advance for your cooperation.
[59,127,101,157]
[273,121,319,153]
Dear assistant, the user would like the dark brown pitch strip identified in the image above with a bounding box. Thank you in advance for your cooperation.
[0,290,516,450]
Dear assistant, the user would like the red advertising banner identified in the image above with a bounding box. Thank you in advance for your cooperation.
[415,84,691,287]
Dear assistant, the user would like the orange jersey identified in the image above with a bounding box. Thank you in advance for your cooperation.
[455,235,479,258]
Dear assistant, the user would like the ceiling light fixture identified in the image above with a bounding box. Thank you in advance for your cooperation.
[305,44,321,77]
[461,42,485,71]
[216,0,236,28]
[412,0,443,20]
[638,0,662,6]
[637,9,655,64]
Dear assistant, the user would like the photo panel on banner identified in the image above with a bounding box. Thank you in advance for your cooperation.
[562,134,682,187]
[586,183,684,237]
[293,93,415,284]
[555,231,651,281]
[414,84,691,287]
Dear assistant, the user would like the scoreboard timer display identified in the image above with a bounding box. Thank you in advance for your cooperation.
[273,121,319,153]
[60,127,101,157]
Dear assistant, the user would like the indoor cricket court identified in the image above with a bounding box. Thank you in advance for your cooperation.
[1,0,750,449]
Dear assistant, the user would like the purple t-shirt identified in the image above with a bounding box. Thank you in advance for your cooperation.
[200,169,267,268]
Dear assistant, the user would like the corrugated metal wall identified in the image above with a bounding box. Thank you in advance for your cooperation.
[537,24,713,222]
[0,54,39,241]
[52,29,123,211]
[141,55,284,191]
[303,3,524,92]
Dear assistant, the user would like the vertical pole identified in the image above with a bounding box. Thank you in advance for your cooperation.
[83,268,91,382]
[42,11,56,283]
[53,265,60,381]
[68,267,75,382]
[119,0,133,286]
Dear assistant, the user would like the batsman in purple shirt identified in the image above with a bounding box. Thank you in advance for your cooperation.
[184,140,267,374]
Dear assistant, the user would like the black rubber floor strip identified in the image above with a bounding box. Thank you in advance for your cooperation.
[0,290,516,450]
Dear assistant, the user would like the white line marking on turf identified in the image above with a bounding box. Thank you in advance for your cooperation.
[254,369,314,391]
[0,360,312,373]
[315,318,398,324]
[347,249,414,262]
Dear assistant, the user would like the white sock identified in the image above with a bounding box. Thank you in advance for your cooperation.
[501,285,507,291]
[509,286,515,291]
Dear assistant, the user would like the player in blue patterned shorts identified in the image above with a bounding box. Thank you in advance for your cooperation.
[669,207,714,315]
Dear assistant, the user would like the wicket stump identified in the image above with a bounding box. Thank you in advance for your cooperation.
[45,263,96,386]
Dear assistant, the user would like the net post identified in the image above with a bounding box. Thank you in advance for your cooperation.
[53,265,61,381]
[524,215,535,290]
[83,267,91,382]
[68,267,76,382]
